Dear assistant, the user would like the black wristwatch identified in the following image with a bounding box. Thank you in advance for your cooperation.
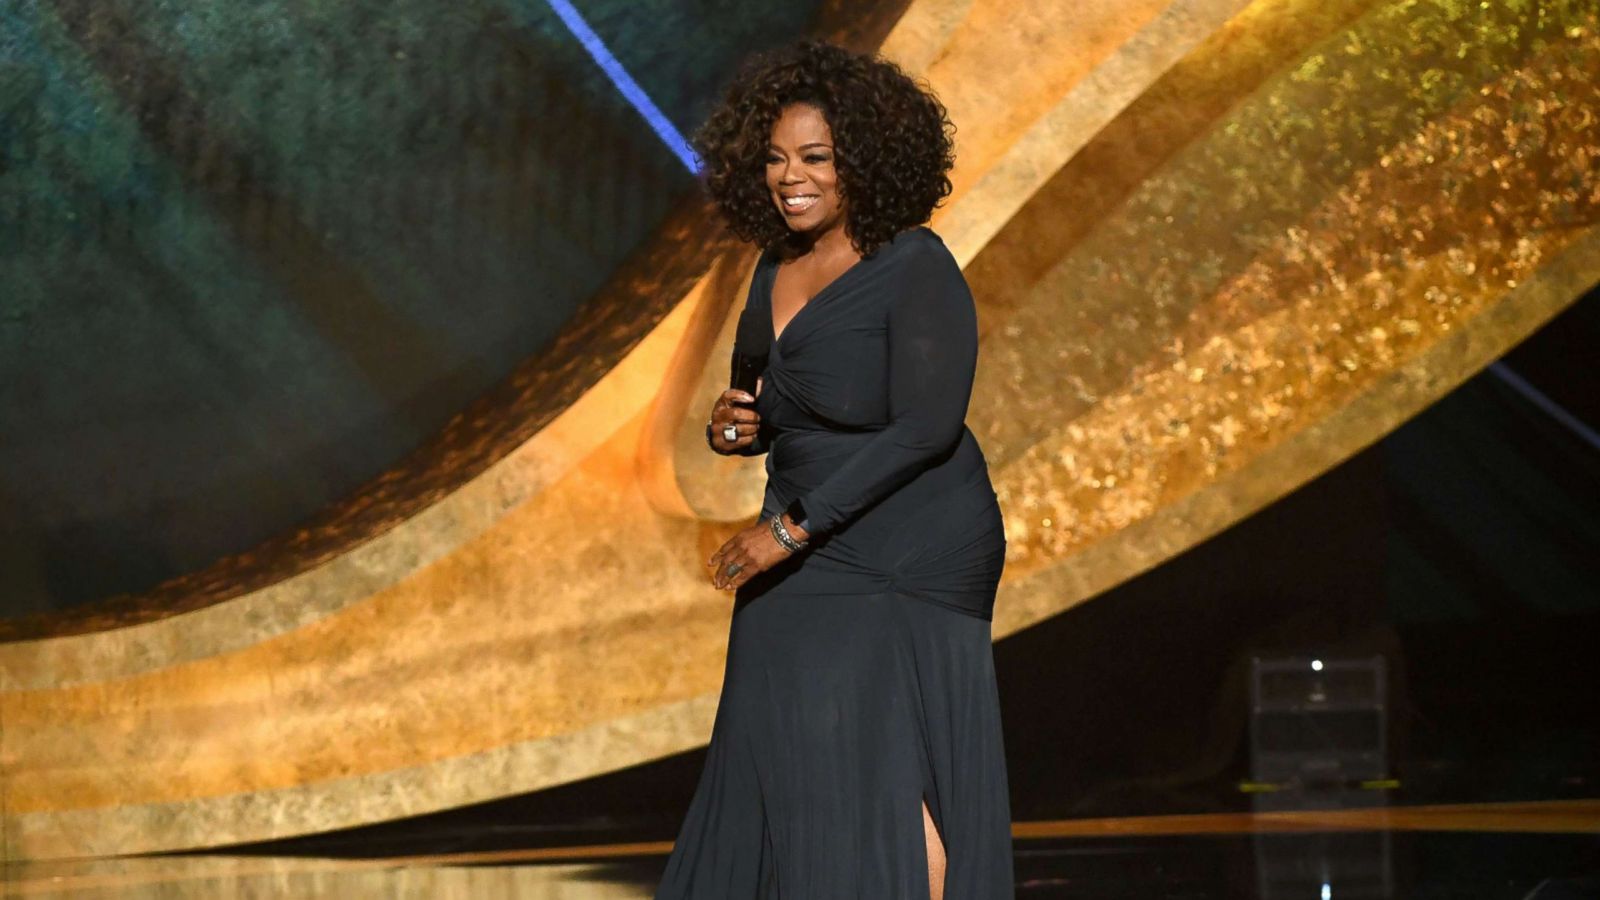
[705,421,717,450]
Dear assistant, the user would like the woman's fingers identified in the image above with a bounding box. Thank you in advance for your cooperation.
[710,536,753,589]
[712,390,758,427]
[732,559,757,590]
[707,396,761,453]
[709,424,756,454]
[710,537,745,589]
[720,551,753,590]
[707,540,727,573]
[714,406,760,426]
[710,522,784,590]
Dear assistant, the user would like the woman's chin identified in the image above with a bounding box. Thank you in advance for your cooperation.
[780,213,831,234]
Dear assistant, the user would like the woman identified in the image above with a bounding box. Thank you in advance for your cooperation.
[657,39,1012,899]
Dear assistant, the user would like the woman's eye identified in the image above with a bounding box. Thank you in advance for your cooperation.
[805,155,827,163]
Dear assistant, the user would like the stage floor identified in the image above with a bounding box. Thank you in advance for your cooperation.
[7,801,1597,898]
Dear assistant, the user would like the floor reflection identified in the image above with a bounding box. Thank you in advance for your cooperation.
[4,854,658,899]
[8,803,1596,899]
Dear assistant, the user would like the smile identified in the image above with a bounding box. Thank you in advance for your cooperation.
[782,195,820,213]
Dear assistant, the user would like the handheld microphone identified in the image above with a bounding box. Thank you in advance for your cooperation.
[730,308,769,401]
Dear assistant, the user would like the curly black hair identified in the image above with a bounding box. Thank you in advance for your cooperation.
[691,39,956,257]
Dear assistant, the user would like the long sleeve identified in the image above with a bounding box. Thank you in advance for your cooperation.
[793,246,977,536]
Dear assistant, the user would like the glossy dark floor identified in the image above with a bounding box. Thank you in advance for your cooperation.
[544,828,1600,899]
[1010,831,1600,899]
[8,812,1598,899]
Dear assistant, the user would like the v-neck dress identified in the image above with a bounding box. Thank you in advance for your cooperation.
[656,226,1014,899]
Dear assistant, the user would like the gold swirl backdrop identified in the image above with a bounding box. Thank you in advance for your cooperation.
[2,0,1597,860]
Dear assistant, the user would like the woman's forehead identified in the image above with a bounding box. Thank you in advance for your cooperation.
[771,103,832,143]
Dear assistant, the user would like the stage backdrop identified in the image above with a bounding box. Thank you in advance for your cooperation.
[1,0,1597,859]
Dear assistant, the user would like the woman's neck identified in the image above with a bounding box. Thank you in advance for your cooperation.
[779,219,858,262]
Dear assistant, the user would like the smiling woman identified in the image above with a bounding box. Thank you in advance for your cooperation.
[765,104,858,345]
[768,106,838,223]
[691,37,955,258]
[662,39,1009,900]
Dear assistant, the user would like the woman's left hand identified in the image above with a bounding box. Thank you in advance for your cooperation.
[708,519,792,590]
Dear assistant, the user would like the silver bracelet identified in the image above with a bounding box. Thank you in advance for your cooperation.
[769,514,808,553]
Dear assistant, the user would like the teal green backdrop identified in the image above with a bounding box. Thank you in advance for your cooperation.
[0,0,821,613]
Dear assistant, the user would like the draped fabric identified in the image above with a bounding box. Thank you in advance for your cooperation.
[658,226,1013,899]
[737,226,1005,620]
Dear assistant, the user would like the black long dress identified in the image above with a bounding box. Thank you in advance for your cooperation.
[656,225,1013,899]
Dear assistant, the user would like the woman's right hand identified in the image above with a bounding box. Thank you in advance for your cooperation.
[708,380,762,454]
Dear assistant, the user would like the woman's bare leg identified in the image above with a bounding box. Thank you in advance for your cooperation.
[923,798,946,900]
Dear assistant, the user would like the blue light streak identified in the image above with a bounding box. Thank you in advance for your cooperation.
[543,0,701,174]
[1490,361,1600,452]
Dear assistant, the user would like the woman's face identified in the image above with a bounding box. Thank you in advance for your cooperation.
[765,103,846,236]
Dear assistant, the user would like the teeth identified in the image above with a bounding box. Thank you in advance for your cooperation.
[784,195,819,208]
